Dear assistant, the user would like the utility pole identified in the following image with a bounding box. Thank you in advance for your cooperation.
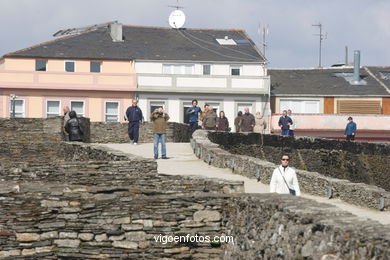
[312,23,326,67]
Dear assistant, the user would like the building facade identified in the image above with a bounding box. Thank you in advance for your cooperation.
[0,23,270,129]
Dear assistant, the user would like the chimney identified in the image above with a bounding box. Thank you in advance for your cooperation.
[110,23,123,42]
[353,50,360,83]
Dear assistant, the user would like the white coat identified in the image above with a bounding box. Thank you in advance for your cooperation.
[270,166,301,196]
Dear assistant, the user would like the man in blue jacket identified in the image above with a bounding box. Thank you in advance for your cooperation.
[186,99,202,133]
[278,110,293,136]
[125,99,143,145]
[344,116,357,141]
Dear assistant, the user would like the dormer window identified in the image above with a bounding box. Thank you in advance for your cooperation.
[35,60,47,71]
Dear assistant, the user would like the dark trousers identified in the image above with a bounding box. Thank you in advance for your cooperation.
[189,121,198,133]
[288,130,295,137]
[281,129,289,136]
[128,122,140,142]
[346,134,355,141]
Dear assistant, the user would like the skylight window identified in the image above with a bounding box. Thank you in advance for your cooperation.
[380,72,390,80]
[216,37,237,45]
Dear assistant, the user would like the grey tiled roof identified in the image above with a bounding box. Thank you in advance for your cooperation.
[269,67,390,97]
[4,25,265,63]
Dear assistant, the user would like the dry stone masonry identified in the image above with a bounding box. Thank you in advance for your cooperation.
[1,118,389,259]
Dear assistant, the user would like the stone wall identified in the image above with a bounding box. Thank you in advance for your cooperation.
[191,130,390,210]
[223,194,390,259]
[90,122,192,143]
[207,131,390,191]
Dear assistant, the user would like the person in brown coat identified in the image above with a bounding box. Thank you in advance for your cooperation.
[202,106,217,130]
[240,108,255,132]
[234,111,243,132]
[216,111,229,131]
[150,107,170,159]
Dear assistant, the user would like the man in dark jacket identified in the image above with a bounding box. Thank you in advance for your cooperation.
[240,108,255,132]
[278,110,293,136]
[125,99,143,145]
[344,116,357,141]
[65,111,84,141]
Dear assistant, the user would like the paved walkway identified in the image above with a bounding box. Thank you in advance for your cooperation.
[100,142,390,225]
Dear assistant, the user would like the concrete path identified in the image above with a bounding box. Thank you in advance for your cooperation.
[100,142,390,225]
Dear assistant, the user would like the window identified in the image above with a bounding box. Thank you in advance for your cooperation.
[207,102,220,114]
[9,99,24,118]
[183,102,192,124]
[280,100,320,113]
[337,100,381,114]
[46,100,60,118]
[70,101,84,117]
[163,64,194,75]
[231,65,241,76]
[35,60,47,71]
[150,101,166,115]
[203,64,211,75]
[65,61,75,72]
[237,103,253,114]
[105,102,119,122]
[90,61,101,73]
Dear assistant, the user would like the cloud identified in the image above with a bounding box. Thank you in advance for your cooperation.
[0,0,388,67]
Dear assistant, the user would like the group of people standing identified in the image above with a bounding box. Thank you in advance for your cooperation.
[187,100,267,133]
[278,109,296,137]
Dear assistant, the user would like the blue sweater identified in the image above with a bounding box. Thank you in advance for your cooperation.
[344,121,357,135]
[186,106,202,122]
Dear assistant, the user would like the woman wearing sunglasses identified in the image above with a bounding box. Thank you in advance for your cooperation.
[269,154,301,196]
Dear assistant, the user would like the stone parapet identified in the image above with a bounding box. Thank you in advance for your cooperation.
[191,130,390,210]
[90,122,191,143]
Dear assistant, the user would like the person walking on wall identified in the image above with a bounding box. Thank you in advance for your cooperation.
[240,108,255,132]
[63,106,71,141]
[287,109,296,137]
[253,111,266,134]
[125,99,143,145]
[234,111,243,133]
[150,107,170,159]
[65,111,84,142]
[278,110,293,136]
[216,111,229,131]
[186,99,202,133]
[202,106,217,130]
[270,154,300,196]
[344,116,357,141]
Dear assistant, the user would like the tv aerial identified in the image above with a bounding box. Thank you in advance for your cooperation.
[168,0,186,29]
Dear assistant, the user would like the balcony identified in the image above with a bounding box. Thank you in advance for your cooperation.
[0,70,137,92]
[136,73,270,95]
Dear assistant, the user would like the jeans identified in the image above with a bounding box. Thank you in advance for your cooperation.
[153,133,166,159]
[281,129,289,136]
[189,121,198,133]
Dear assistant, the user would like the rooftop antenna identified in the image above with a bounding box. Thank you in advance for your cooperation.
[53,21,118,37]
[258,23,269,58]
[168,0,186,29]
[312,22,327,67]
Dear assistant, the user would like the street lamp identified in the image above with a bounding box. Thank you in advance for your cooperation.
[10,94,17,118]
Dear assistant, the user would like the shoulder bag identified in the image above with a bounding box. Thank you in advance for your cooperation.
[278,167,296,196]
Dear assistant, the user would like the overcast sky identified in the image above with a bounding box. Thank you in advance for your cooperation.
[1,0,389,68]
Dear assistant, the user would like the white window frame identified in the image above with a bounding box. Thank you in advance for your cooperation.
[104,101,120,122]
[46,100,61,118]
[202,64,212,75]
[90,61,102,73]
[236,102,254,114]
[162,64,195,75]
[64,60,76,72]
[70,100,85,117]
[9,98,25,118]
[230,65,242,76]
[279,99,320,114]
[148,100,167,116]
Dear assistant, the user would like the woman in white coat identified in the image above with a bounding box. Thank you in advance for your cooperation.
[270,154,301,196]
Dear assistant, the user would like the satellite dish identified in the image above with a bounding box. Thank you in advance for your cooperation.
[169,10,186,29]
